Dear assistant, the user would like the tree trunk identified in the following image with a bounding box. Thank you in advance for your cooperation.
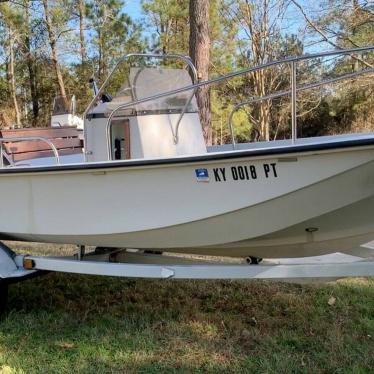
[98,28,103,80]
[244,4,272,141]
[78,0,87,64]
[253,69,271,141]
[42,0,69,110]
[8,30,21,127]
[24,0,39,126]
[189,0,211,145]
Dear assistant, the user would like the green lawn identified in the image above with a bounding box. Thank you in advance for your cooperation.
[0,245,373,373]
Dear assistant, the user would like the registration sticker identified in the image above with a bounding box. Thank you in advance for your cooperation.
[195,168,209,182]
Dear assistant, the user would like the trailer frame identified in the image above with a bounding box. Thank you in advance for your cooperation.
[1,242,373,282]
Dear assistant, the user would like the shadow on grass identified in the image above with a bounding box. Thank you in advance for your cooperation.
[0,273,373,373]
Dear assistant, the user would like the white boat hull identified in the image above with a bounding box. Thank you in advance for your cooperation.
[2,140,374,258]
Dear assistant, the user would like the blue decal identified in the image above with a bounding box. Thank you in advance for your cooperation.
[195,168,209,182]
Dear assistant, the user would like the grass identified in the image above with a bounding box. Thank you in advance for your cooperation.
[0,244,373,373]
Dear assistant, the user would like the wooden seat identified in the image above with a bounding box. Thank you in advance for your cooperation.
[0,127,83,163]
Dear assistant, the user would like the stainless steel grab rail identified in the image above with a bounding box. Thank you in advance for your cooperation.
[83,53,198,161]
[100,46,374,159]
[0,136,61,167]
[228,66,374,146]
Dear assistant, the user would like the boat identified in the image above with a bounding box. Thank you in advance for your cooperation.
[1,46,374,261]
[51,95,84,130]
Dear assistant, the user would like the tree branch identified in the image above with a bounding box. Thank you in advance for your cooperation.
[290,0,373,68]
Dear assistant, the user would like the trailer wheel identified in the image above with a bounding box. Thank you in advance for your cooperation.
[0,281,8,315]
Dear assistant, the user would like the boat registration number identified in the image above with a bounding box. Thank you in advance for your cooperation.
[195,163,278,182]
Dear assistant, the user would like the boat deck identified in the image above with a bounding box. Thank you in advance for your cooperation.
[207,132,374,153]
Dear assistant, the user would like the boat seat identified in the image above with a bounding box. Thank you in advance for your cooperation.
[0,127,83,163]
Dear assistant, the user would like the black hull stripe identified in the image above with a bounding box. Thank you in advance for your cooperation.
[1,138,374,174]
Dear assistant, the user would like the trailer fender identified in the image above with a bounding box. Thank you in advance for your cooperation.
[0,242,17,279]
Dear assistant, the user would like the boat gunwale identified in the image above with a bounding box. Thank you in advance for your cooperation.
[1,136,374,174]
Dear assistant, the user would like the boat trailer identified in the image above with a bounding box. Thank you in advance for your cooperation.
[1,241,374,280]
[1,241,374,312]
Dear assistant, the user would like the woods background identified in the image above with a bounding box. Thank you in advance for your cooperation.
[0,0,373,144]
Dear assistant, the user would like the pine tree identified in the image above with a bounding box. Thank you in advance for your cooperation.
[189,0,211,144]
[86,0,143,81]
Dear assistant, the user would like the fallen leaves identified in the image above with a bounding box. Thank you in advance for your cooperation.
[56,341,75,349]
[328,296,336,306]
